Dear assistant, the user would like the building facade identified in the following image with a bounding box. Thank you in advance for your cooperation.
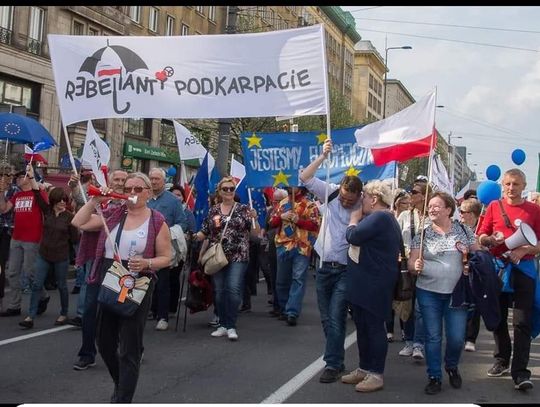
[384,79,415,118]
[351,40,386,123]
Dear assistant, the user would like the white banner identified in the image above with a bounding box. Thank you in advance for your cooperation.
[48,25,328,125]
[431,153,453,195]
[174,120,207,161]
[81,121,111,187]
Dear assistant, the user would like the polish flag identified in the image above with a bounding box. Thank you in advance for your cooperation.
[230,156,246,185]
[24,145,48,164]
[180,161,195,210]
[354,90,436,166]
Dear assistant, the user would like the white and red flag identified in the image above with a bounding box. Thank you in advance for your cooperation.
[354,90,436,166]
[24,145,48,164]
[180,161,195,210]
[230,156,246,185]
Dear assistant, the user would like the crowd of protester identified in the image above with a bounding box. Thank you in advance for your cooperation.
[0,155,539,402]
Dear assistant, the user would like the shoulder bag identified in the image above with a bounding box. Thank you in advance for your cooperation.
[200,203,237,276]
[97,213,151,317]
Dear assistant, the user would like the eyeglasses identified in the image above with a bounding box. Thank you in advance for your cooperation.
[123,186,150,194]
[221,187,235,193]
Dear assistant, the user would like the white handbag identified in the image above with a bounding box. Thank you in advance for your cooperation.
[200,203,236,275]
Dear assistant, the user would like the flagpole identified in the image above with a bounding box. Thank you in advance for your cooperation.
[418,87,438,261]
[247,187,256,229]
[61,122,87,204]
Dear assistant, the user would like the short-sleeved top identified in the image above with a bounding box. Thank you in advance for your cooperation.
[200,203,252,262]
[411,221,476,294]
[10,189,48,243]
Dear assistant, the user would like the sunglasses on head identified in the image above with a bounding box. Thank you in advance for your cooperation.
[123,186,149,193]
[221,187,235,192]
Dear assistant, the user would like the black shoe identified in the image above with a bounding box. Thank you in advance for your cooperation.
[515,376,534,391]
[487,362,510,377]
[37,297,50,316]
[319,368,342,383]
[71,286,81,294]
[277,313,287,321]
[425,377,442,395]
[0,308,21,317]
[67,316,82,327]
[286,315,297,326]
[239,304,251,313]
[73,357,96,371]
[446,368,462,389]
[268,310,280,317]
[18,318,34,329]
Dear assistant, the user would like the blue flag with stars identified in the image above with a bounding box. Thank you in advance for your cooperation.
[193,152,210,231]
[240,126,396,187]
[235,179,267,228]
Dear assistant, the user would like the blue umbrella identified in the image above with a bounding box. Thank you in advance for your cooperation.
[0,113,57,145]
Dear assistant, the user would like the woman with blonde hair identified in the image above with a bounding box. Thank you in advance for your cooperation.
[72,172,171,403]
[195,176,259,341]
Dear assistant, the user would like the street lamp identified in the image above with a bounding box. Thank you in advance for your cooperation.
[383,45,412,119]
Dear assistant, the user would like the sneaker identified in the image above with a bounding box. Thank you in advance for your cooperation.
[18,318,34,329]
[342,368,368,385]
[227,328,238,341]
[73,357,96,371]
[515,377,534,391]
[0,308,21,317]
[464,341,476,352]
[319,367,343,383]
[446,368,462,389]
[398,344,414,357]
[412,346,425,360]
[67,316,82,328]
[37,296,50,316]
[155,319,169,331]
[355,373,384,392]
[286,315,297,326]
[425,377,442,395]
[487,362,510,377]
[386,333,394,343]
[208,315,220,327]
[210,326,228,337]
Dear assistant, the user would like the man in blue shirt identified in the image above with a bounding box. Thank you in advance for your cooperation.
[147,167,187,331]
[299,138,363,383]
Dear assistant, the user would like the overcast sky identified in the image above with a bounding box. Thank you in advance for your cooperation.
[341,5,540,193]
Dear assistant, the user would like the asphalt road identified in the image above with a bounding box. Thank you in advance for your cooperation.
[0,272,538,404]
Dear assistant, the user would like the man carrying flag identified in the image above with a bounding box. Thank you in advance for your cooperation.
[299,138,364,384]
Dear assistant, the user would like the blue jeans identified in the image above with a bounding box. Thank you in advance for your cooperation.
[29,255,69,319]
[76,260,92,318]
[316,263,347,370]
[416,287,468,380]
[403,294,425,349]
[351,304,388,375]
[212,261,247,329]
[276,250,310,318]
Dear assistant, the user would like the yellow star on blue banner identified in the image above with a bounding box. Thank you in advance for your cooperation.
[272,170,291,187]
[345,165,361,177]
[316,133,328,145]
[245,132,263,148]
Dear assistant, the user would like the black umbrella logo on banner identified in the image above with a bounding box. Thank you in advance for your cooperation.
[79,40,148,77]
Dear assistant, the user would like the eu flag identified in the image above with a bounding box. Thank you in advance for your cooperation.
[235,178,267,228]
[193,152,210,231]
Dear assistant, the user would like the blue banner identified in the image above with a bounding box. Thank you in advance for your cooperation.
[240,126,396,187]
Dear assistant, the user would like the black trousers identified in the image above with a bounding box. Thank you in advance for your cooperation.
[466,309,481,343]
[493,267,535,381]
[0,227,12,298]
[151,267,170,321]
[169,263,182,313]
[96,259,155,403]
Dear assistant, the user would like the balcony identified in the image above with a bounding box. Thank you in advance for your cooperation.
[27,37,42,55]
[0,27,12,45]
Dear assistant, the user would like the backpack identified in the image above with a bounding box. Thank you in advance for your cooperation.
[185,269,213,314]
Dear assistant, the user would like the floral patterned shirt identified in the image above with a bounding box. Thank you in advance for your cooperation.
[201,203,252,262]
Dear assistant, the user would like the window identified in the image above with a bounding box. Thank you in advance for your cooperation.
[166,15,174,35]
[208,6,216,22]
[369,74,374,90]
[88,26,99,36]
[72,21,84,35]
[123,118,145,137]
[149,7,159,32]
[368,93,373,108]
[181,24,189,36]
[377,81,382,97]
[195,6,204,15]
[0,6,13,30]
[0,79,33,110]
[28,7,44,55]
[129,6,141,23]
[160,120,176,145]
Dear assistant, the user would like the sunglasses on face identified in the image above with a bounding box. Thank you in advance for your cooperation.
[123,186,150,194]
[54,197,69,204]
[221,187,235,193]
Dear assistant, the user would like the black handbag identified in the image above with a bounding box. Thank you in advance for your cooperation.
[394,238,414,301]
[97,213,151,317]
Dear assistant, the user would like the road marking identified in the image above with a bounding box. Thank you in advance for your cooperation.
[261,330,357,404]
[0,325,74,347]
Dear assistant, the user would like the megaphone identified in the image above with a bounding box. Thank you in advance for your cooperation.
[87,184,137,204]
[500,222,538,264]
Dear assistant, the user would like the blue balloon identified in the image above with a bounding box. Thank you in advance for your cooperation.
[476,180,501,205]
[511,149,526,165]
[166,166,177,177]
[485,164,501,181]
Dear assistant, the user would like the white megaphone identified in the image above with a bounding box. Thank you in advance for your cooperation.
[501,222,538,264]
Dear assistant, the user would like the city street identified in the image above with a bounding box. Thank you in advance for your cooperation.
[0,273,538,404]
